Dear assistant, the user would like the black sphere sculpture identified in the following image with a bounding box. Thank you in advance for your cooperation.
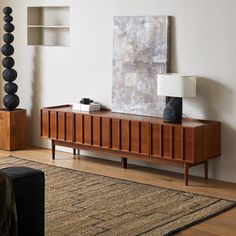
[1,44,14,56]
[2,57,15,68]
[1,7,19,110]
[3,33,14,44]
[3,68,17,82]
[4,22,15,32]
[4,82,18,94]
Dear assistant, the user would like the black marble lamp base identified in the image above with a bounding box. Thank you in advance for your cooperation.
[163,97,182,123]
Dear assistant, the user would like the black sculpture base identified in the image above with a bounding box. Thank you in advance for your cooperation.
[163,97,183,123]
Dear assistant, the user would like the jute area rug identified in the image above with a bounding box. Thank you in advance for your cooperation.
[1,156,235,236]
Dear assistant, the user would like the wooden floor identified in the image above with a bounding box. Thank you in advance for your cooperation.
[1,146,236,235]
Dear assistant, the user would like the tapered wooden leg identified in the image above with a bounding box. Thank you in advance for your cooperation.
[77,149,80,155]
[121,157,127,169]
[205,160,208,179]
[184,163,189,186]
[73,148,76,155]
[52,140,55,160]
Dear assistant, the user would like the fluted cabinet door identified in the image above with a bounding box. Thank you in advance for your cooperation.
[130,121,139,154]
[49,111,57,139]
[184,128,194,162]
[83,115,92,145]
[75,114,83,144]
[120,120,130,152]
[101,117,110,148]
[140,122,150,155]
[150,124,162,157]
[111,118,120,150]
[65,113,74,142]
[92,116,101,147]
[58,112,65,141]
[173,127,183,160]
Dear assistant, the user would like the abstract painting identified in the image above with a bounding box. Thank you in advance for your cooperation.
[112,16,170,117]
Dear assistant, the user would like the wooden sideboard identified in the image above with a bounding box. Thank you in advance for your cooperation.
[41,105,221,185]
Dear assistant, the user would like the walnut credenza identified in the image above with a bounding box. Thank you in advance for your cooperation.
[41,105,221,185]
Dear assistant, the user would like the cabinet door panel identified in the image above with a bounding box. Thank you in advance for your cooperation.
[50,111,57,139]
[84,115,92,145]
[140,122,150,155]
[58,112,65,140]
[163,125,172,158]
[101,117,110,148]
[93,116,101,146]
[120,120,129,152]
[65,112,74,142]
[111,118,120,150]
[173,127,183,160]
[130,121,139,153]
[151,124,161,157]
[75,114,83,144]
[184,128,194,162]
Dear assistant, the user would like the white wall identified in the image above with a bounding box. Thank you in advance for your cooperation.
[1,0,236,183]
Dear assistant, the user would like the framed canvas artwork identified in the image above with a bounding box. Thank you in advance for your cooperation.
[112,16,170,117]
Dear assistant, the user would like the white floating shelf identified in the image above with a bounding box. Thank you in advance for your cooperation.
[28,25,70,28]
[27,6,70,46]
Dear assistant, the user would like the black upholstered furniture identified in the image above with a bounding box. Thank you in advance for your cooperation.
[2,167,45,236]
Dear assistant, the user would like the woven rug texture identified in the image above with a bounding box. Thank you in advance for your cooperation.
[0,156,235,236]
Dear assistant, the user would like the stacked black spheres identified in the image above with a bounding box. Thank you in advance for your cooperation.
[1,7,19,110]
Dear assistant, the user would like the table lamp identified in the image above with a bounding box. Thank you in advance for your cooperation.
[157,73,196,123]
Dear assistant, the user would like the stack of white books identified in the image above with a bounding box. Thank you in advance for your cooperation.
[72,102,101,112]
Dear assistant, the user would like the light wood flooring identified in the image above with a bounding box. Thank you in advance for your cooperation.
[0,146,236,235]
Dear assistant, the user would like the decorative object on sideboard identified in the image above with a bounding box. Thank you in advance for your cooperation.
[1,6,19,110]
[73,98,101,112]
[112,16,170,117]
[157,73,196,123]
[80,98,93,105]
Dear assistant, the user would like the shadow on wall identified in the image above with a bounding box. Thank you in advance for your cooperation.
[196,77,233,118]
[197,77,236,180]
[29,46,43,146]
[210,121,236,180]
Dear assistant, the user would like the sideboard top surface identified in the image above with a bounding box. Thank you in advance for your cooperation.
[42,105,219,128]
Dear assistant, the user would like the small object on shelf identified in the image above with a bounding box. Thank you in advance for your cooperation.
[72,102,101,112]
[80,98,93,105]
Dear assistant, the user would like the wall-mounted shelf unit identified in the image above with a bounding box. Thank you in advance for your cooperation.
[27,6,70,46]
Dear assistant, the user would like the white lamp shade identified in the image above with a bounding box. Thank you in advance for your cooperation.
[157,73,196,97]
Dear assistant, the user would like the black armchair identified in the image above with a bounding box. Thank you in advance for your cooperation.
[2,167,45,236]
